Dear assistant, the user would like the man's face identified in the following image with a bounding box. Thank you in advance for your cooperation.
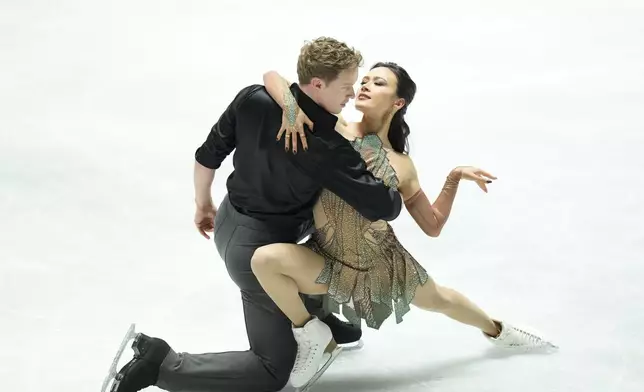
[315,68,358,114]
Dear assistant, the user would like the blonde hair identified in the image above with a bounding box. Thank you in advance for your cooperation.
[297,37,363,84]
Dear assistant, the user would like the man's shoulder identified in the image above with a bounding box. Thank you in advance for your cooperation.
[235,84,269,99]
[234,84,279,110]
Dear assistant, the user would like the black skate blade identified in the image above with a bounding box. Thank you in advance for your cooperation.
[339,339,364,352]
[101,324,138,392]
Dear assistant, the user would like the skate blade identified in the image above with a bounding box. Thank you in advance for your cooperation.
[100,323,138,392]
[531,340,559,352]
[495,341,560,357]
[496,341,559,352]
[296,345,343,392]
[339,339,364,352]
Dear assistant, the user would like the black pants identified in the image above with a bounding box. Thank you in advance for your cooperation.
[156,195,325,392]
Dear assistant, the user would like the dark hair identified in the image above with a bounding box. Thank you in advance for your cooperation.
[370,62,417,154]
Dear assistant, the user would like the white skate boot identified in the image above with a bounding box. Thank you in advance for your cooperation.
[485,320,558,351]
[290,317,343,391]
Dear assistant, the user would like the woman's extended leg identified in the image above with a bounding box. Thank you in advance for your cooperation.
[411,276,500,337]
[412,275,559,350]
[251,243,329,327]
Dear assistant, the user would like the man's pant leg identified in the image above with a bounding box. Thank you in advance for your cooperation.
[156,196,301,392]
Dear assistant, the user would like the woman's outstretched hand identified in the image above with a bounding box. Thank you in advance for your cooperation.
[276,105,314,154]
[454,166,497,193]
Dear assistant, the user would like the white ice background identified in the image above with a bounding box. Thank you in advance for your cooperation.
[2,1,644,391]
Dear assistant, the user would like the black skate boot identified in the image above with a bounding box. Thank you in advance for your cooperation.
[321,313,364,350]
[111,333,170,392]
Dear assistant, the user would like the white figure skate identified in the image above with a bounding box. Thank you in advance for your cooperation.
[290,317,343,391]
[486,320,558,351]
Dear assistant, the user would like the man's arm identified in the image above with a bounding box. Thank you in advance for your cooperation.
[193,84,262,207]
[288,138,402,222]
[195,85,262,170]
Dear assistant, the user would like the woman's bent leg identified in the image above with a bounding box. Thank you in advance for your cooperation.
[251,243,337,388]
[251,243,329,327]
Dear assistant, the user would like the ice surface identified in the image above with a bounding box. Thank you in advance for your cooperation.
[2,1,643,391]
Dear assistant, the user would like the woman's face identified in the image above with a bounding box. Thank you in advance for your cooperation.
[354,67,405,117]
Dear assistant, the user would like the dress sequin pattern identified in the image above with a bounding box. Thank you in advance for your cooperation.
[304,134,429,329]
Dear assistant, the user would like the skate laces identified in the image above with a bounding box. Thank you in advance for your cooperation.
[293,339,312,373]
[509,325,547,346]
[292,338,321,374]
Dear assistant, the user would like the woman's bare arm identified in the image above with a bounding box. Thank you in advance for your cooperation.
[396,156,462,237]
[263,71,298,121]
[263,70,348,127]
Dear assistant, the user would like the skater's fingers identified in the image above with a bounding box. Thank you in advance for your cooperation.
[298,128,308,151]
[198,228,210,239]
[196,223,211,239]
[276,126,287,142]
[476,181,488,193]
[291,129,298,154]
[479,170,497,180]
[305,117,314,132]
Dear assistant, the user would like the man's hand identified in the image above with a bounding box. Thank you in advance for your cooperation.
[195,204,217,239]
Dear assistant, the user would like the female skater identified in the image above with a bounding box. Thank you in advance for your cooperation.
[253,62,556,388]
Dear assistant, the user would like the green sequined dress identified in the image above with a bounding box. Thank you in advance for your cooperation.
[304,134,429,330]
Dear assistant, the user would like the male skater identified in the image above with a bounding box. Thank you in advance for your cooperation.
[107,37,402,392]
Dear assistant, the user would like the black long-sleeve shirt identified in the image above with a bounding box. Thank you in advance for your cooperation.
[195,83,402,227]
